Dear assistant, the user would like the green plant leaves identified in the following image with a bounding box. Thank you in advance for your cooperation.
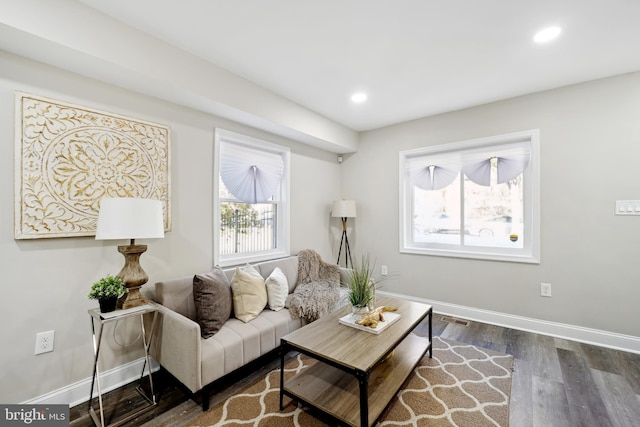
[88,274,127,299]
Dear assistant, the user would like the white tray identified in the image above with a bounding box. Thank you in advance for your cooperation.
[339,311,401,334]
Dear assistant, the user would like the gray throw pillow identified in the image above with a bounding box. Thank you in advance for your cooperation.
[193,268,232,338]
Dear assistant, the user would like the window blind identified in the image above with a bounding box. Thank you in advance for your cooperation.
[407,161,460,190]
[462,143,531,186]
[220,142,284,203]
[407,141,531,189]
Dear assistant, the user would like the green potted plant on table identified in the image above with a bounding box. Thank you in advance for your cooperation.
[88,275,127,313]
[348,256,377,318]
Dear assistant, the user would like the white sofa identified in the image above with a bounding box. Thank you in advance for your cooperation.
[151,255,349,410]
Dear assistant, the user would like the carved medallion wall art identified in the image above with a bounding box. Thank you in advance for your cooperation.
[15,92,171,239]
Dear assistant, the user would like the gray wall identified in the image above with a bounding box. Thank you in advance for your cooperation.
[0,51,341,403]
[343,72,640,337]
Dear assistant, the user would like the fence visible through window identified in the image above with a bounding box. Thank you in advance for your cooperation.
[219,202,277,255]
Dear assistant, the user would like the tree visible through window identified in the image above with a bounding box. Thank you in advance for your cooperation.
[400,130,539,263]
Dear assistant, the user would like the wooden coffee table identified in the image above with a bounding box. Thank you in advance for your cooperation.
[279,296,432,427]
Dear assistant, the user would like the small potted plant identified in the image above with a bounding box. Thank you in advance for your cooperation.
[348,255,377,318]
[88,274,127,313]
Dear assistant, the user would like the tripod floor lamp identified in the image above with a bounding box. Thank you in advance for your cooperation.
[332,200,357,268]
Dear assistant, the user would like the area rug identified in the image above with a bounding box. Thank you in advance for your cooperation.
[186,337,513,427]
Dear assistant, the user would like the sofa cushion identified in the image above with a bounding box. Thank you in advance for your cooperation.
[265,267,288,311]
[231,264,268,323]
[200,311,302,387]
[256,256,298,293]
[156,276,197,321]
[193,268,232,338]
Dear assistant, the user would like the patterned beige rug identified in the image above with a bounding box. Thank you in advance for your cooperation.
[187,337,513,426]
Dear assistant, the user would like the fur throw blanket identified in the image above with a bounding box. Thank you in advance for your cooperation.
[289,249,341,323]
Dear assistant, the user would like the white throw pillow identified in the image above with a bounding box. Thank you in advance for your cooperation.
[230,264,267,323]
[265,267,289,311]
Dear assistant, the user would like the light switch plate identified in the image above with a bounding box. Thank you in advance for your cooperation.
[615,200,640,215]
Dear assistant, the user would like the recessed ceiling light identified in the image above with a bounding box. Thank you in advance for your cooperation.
[534,26,562,44]
[351,92,367,103]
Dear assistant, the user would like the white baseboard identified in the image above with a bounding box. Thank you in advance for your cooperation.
[23,357,160,407]
[378,290,640,355]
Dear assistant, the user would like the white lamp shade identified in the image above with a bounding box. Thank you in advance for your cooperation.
[332,200,357,218]
[95,198,165,240]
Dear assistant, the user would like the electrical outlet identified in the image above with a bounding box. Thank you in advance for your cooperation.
[381,265,388,276]
[540,283,552,297]
[35,330,55,355]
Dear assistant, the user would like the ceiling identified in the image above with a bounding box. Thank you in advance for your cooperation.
[78,0,640,132]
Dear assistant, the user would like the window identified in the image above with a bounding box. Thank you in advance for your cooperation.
[214,129,290,266]
[400,130,540,263]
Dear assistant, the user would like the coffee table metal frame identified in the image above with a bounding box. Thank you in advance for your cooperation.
[279,296,432,427]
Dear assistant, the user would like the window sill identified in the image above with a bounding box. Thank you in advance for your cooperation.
[400,246,540,264]
[218,249,290,268]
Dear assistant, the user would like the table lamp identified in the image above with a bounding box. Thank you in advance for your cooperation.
[95,197,165,309]
[332,200,356,268]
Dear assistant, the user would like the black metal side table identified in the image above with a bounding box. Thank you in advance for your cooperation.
[88,304,158,427]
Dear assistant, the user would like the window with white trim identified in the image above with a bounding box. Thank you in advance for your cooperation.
[400,130,540,263]
[214,129,290,266]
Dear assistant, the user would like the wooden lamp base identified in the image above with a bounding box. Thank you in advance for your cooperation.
[117,243,150,309]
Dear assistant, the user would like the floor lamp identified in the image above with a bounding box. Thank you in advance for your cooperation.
[332,200,357,268]
[95,198,165,309]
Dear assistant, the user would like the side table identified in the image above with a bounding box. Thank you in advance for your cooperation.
[88,304,158,427]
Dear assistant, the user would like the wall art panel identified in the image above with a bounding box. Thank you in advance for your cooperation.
[14,92,171,239]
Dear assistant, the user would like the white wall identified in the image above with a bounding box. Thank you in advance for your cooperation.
[0,51,341,403]
[343,72,640,338]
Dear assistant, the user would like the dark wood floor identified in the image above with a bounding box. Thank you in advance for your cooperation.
[70,315,640,427]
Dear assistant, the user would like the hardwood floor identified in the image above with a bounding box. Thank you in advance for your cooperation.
[70,315,640,427]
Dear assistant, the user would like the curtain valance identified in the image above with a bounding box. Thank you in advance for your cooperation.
[220,142,284,203]
[407,162,460,190]
[407,142,531,188]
